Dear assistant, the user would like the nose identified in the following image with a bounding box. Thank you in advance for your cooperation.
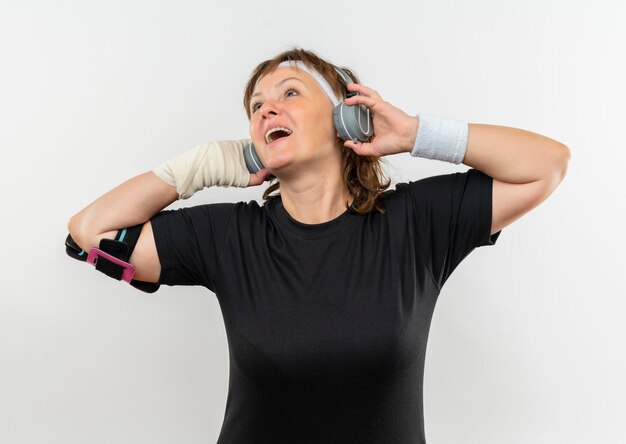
[259,98,280,118]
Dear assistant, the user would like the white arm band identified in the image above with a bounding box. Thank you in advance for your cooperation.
[152,138,252,200]
[410,113,468,164]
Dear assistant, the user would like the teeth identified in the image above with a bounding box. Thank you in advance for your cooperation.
[265,126,292,144]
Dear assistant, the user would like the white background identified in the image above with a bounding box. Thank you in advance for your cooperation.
[1,0,624,443]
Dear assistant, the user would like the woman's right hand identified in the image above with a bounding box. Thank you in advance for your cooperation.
[248,169,273,186]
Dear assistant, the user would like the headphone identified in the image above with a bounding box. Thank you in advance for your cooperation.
[244,64,374,173]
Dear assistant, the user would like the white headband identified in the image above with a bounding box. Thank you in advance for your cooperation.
[254,60,343,108]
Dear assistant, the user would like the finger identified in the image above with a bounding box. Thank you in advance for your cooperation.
[346,83,382,99]
[344,94,378,109]
[251,169,272,184]
[343,139,360,153]
[248,173,259,186]
[344,139,372,156]
[261,170,275,181]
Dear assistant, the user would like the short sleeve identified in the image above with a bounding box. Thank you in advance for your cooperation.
[402,168,502,290]
[150,203,236,291]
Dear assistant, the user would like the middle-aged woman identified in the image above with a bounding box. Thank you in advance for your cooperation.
[67,47,570,443]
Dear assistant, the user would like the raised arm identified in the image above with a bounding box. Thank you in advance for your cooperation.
[338,82,571,238]
[461,123,570,235]
[67,171,178,282]
[67,139,271,284]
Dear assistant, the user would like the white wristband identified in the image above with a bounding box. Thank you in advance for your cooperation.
[152,139,251,200]
[410,113,468,164]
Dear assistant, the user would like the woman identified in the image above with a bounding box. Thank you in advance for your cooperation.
[67,48,570,443]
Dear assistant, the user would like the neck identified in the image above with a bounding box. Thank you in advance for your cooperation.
[278,161,352,225]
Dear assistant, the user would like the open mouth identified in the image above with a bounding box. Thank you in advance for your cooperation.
[265,127,293,145]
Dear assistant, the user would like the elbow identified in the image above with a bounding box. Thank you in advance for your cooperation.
[67,213,84,249]
[557,144,571,181]
[539,143,570,190]
[67,211,95,252]
[67,213,81,238]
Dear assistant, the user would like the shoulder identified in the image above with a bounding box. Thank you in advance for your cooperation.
[379,175,448,205]
[393,169,490,200]
[151,199,269,234]
[377,170,492,222]
[220,197,279,229]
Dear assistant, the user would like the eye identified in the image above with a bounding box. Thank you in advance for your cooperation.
[251,88,300,113]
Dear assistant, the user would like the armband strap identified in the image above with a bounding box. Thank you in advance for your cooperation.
[65,225,160,293]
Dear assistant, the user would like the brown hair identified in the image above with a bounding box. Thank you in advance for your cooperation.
[243,47,391,214]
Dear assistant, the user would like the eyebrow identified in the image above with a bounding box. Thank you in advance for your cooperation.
[251,77,305,99]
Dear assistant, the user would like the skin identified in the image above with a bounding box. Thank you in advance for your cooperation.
[68,64,570,284]
[330,80,570,237]
[248,66,356,224]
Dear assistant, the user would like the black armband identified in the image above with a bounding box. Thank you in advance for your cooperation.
[65,224,160,293]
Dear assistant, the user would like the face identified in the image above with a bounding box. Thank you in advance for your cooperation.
[248,66,339,174]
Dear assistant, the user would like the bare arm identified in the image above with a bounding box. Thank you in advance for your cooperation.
[461,123,571,235]
[67,163,270,283]
[339,82,571,238]
[67,171,178,282]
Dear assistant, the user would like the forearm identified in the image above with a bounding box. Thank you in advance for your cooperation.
[461,123,571,184]
[153,139,252,198]
[68,171,178,251]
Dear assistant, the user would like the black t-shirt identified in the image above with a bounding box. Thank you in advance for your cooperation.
[151,168,501,444]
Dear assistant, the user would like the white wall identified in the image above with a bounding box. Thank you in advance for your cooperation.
[1,0,623,442]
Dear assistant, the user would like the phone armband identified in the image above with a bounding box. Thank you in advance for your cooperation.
[86,246,136,282]
[65,224,160,293]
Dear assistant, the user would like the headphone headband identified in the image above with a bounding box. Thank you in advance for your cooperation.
[244,60,373,173]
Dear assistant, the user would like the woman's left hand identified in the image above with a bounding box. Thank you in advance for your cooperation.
[342,83,418,157]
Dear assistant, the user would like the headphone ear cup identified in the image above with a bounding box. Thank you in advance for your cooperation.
[333,102,374,142]
[331,64,374,142]
[244,141,264,173]
[333,105,350,141]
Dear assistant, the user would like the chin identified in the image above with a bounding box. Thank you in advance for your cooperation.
[265,160,294,176]
[262,139,298,169]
